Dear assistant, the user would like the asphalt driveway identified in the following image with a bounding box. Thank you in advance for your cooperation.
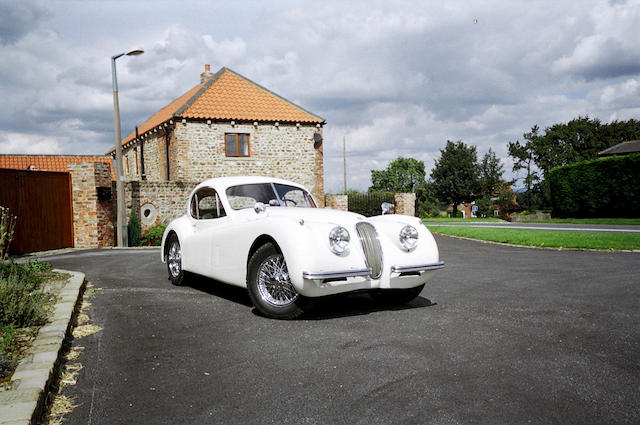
[42,236,640,424]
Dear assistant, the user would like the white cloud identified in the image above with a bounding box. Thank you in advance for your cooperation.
[0,133,61,154]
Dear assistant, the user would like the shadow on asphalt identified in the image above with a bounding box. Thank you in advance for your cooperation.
[300,293,436,320]
[184,273,253,307]
[184,273,437,320]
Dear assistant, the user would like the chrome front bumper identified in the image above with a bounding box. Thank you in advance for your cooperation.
[391,261,445,273]
[302,261,445,280]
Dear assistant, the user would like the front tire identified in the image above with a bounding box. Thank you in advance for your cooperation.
[166,235,186,286]
[370,284,425,305]
[247,243,304,319]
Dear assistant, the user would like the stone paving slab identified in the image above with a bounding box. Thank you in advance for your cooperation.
[0,270,85,425]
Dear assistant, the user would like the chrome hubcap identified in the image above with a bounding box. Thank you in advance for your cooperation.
[257,254,298,306]
[168,241,182,277]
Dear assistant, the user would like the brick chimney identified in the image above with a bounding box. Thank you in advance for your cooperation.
[200,64,214,83]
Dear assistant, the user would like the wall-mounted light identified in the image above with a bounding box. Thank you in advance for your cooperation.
[182,119,187,124]
[275,121,279,128]
[253,121,258,127]
[207,119,211,126]
[296,122,301,129]
[230,120,236,127]
[316,123,321,128]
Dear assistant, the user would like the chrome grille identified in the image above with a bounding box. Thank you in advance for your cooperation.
[356,222,383,279]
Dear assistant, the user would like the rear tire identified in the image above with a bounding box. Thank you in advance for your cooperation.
[247,243,305,319]
[370,284,425,305]
[166,234,186,286]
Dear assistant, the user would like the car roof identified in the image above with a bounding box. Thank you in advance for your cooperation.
[193,176,309,194]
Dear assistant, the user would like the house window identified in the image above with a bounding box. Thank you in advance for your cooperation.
[225,133,250,157]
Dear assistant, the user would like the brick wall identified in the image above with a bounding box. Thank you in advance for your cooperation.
[394,193,416,216]
[123,120,324,206]
[69,162,115,248]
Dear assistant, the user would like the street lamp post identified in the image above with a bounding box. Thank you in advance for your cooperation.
[112,49,143,247]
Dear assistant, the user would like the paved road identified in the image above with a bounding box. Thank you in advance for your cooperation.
[426,222,640,233]
[43,236,640,424]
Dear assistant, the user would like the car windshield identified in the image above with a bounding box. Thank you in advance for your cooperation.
[225,183,316,210]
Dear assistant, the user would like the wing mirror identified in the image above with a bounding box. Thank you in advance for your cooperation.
[381,202,394,215]
[254,202,267,214]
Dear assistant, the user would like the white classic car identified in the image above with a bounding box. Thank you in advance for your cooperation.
[161,176,444,319]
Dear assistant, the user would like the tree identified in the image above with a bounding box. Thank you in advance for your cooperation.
[370,157,438,217]
[478,148,507,198]
[370,157,426,193]
[508,126,540,210]
[430,140,480,218]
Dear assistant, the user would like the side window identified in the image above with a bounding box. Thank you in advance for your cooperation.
[190,188,226,220]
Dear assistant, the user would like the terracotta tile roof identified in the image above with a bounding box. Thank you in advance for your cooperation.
[111,67,324,153]
[0,155,115,180]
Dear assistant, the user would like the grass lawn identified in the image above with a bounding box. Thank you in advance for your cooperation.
[427,226,640,250]
[518,218,640,225]
[422,217,506,223]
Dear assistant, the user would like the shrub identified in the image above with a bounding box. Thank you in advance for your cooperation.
[0,206,17,260]
[128,207,141,247]
[0,259,52,292]
[549,153,640,218]
[0,273,48,328]
[141,224,167,246]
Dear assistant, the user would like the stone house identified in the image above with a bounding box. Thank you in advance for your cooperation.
[109,65,326,215]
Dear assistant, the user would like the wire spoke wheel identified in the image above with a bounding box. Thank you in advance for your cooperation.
[168,240,182,278]
[257,254,298,306]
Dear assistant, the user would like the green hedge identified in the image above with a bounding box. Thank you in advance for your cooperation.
[549,153,640,218]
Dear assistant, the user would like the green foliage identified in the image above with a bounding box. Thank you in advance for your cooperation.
[348,192,395,217]
[128,207,141,247]
[0,273,48,328]
[369,157,439,217]
[474,196,494,218]
[508,117,640,210]
[141,224,167,246]
[431,140,480,217]
[549,153,640,218]
[370,157,426,192]
[478,148,507,198]
[0,206,17,260]
[0,259,52,292]
[508,126,542,209]
[0,325,17,354]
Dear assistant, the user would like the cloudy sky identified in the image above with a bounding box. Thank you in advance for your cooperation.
[1,0,639,192]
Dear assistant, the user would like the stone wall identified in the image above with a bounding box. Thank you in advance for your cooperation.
[69,162,115,248]
[325,194,348,211]
[122,120,325,207]
[123,181,197,233]
[394,193,416,217]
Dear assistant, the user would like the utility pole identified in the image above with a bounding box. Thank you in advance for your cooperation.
[343,135,347,194]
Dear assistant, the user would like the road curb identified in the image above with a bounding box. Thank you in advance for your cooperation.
[0,270,85,425]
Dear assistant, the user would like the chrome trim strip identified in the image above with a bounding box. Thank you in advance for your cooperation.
[391,262,445,273]
[303,268,372,280]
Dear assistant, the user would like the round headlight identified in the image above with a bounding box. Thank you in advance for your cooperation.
[399,225,419,251]
[329,226,350,255]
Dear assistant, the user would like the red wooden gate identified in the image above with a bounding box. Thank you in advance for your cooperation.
[0,169,74,254]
